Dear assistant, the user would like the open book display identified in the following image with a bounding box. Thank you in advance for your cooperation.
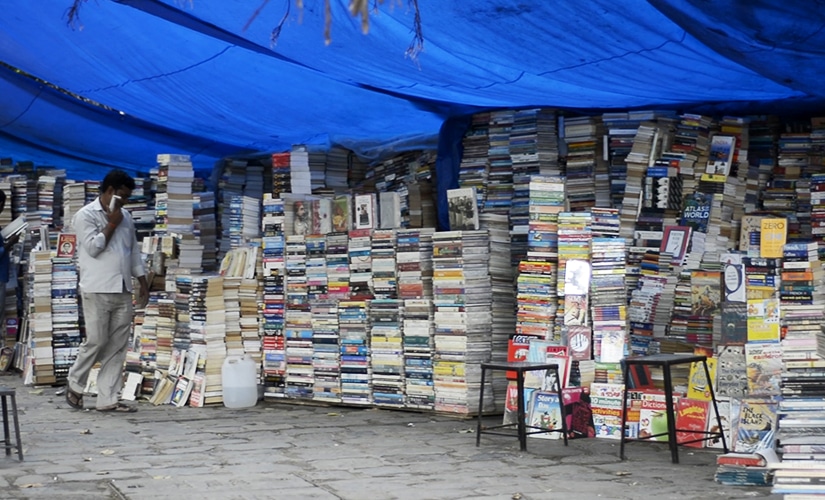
[0,215,27,240]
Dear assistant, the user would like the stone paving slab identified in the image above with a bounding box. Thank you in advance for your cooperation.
[0,374,782,500]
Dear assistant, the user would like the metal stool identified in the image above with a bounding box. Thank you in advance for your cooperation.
[0,386,23,461]
[476,361,569,451]
[619,354,726,464]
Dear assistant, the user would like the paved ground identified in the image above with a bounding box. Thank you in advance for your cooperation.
[0,374,780,500]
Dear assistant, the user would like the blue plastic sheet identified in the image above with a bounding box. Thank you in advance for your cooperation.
[0,1,823,177]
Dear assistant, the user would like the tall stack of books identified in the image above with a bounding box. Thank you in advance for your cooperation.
[325,146,350,191]
[556,212,592,335]
[193,192,217,271]
[619,124,659,239]
[241,196,261,243]
[403,299,434,409]
[217,159,246,258]
[485,110,515,216]
[138,292,161,395]
[271,152,291,198]
[603,112,642,208]
[239,270,262,366]
[203,275,227,405]
[155,295,177,382]
[510,109,558,229]
[218,272,242,357]
[325,232,350,300]
[563,116,600,210]
[311,300,340,403]
[347,229,372,300]
[371,229,396,298]
[431,230,494,415]
[36,174,59,229]
[811,174,825,255]
[285,235,313,399]
[338,300,371,404]
[289,145,312,195]
[173,275,193,358]
[458,113,490,199]
[369,299,405,407]
[779,242,824,354]
[50,254,80,383]
[24,251,54,384]
[261,233,286,399]
[589,236,627,367]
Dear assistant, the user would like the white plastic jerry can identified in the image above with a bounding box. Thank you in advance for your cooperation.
[222,354,258,408]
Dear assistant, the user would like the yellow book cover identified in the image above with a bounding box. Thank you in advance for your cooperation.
[687,358,718,402]
[746,298,781,342]
[759,218,786,258]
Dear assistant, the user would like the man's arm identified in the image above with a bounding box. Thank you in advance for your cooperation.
[75,209,118,258]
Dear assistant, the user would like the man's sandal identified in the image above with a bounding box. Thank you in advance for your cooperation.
[96,403,137,413]
[66,389,84,410]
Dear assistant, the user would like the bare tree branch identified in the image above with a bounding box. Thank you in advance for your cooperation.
[243,0,271,32]
[65,0,89,29]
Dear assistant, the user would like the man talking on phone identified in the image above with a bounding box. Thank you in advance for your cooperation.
[66,169,149,413]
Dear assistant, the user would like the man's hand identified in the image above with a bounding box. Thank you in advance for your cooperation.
[108,207,124,227]
[4,232,20,249]
[137,276,150,309]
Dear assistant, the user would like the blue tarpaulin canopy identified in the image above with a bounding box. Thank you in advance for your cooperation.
[1,1,824,178]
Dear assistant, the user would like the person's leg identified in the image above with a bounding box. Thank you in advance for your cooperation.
[67,292,109,395]
[94,292,133,409]
[0,284,7,339]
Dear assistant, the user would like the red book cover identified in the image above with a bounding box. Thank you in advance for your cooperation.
[676,398,710,448]
[506,333,541,379]
[57,233,77,258]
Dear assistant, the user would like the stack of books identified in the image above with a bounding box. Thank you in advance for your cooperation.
[51,254,80,383]
[403,299,434,409]
[338,300,371,404]
[285,235,313,399]
[369,299,405,407]
[261,233,286,399]
[371,229,396,298]
[563,116,599,210]
[485,110,515,216]
[311,300,340,402]
[432,230,494,415]
[348,229,373,300]
[202,275,227,405]
[271,152,291,199]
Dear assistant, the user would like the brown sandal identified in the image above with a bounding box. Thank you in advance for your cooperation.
[66,389,83,410]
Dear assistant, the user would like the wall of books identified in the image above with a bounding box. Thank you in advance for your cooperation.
[3,112,825,485]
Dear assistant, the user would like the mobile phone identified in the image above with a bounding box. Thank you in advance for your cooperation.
[109,195,121,212]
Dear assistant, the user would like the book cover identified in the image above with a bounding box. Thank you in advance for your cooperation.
[57,233,77,258]
[691,271,721,317]
[746,298,780,343]
[590,383,624,440]
[354,193,376,230]
[706,135,736,177]
[676,398,709,448]
[562,386,595,439]
[739,215,763,256]
[527,391,563,440]
[687,358,717,401]
[732,398,778,453]
[759,218,787,259]
[188,372,206,408]
[566,325,592,361]
[706,397,732,449]
[680,192,713,233]
[715,345,747,398]
[745,343,782,396]
[638,391,670,442]
[331,195,352,232]
[446,187,479,230]
[506,333,541,379]
[660,225,691,265]
[563,294,588,326]
[624,389,645,438]
[170,377,193,407]
[379,191,401,229]
[721,254,746,302]
[291,199,312,236]
[720,302,748,344]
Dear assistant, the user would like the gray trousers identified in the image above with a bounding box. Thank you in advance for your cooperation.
[67,292,133,409]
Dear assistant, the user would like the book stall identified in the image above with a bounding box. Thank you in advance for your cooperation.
[3,112,825,495]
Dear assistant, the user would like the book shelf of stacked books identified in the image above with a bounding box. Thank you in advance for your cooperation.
[6,112,825,481]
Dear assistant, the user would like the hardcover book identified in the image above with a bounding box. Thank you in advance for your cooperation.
[527,391,563,440]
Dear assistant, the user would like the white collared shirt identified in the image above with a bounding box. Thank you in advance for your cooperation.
[73,197,146,293]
